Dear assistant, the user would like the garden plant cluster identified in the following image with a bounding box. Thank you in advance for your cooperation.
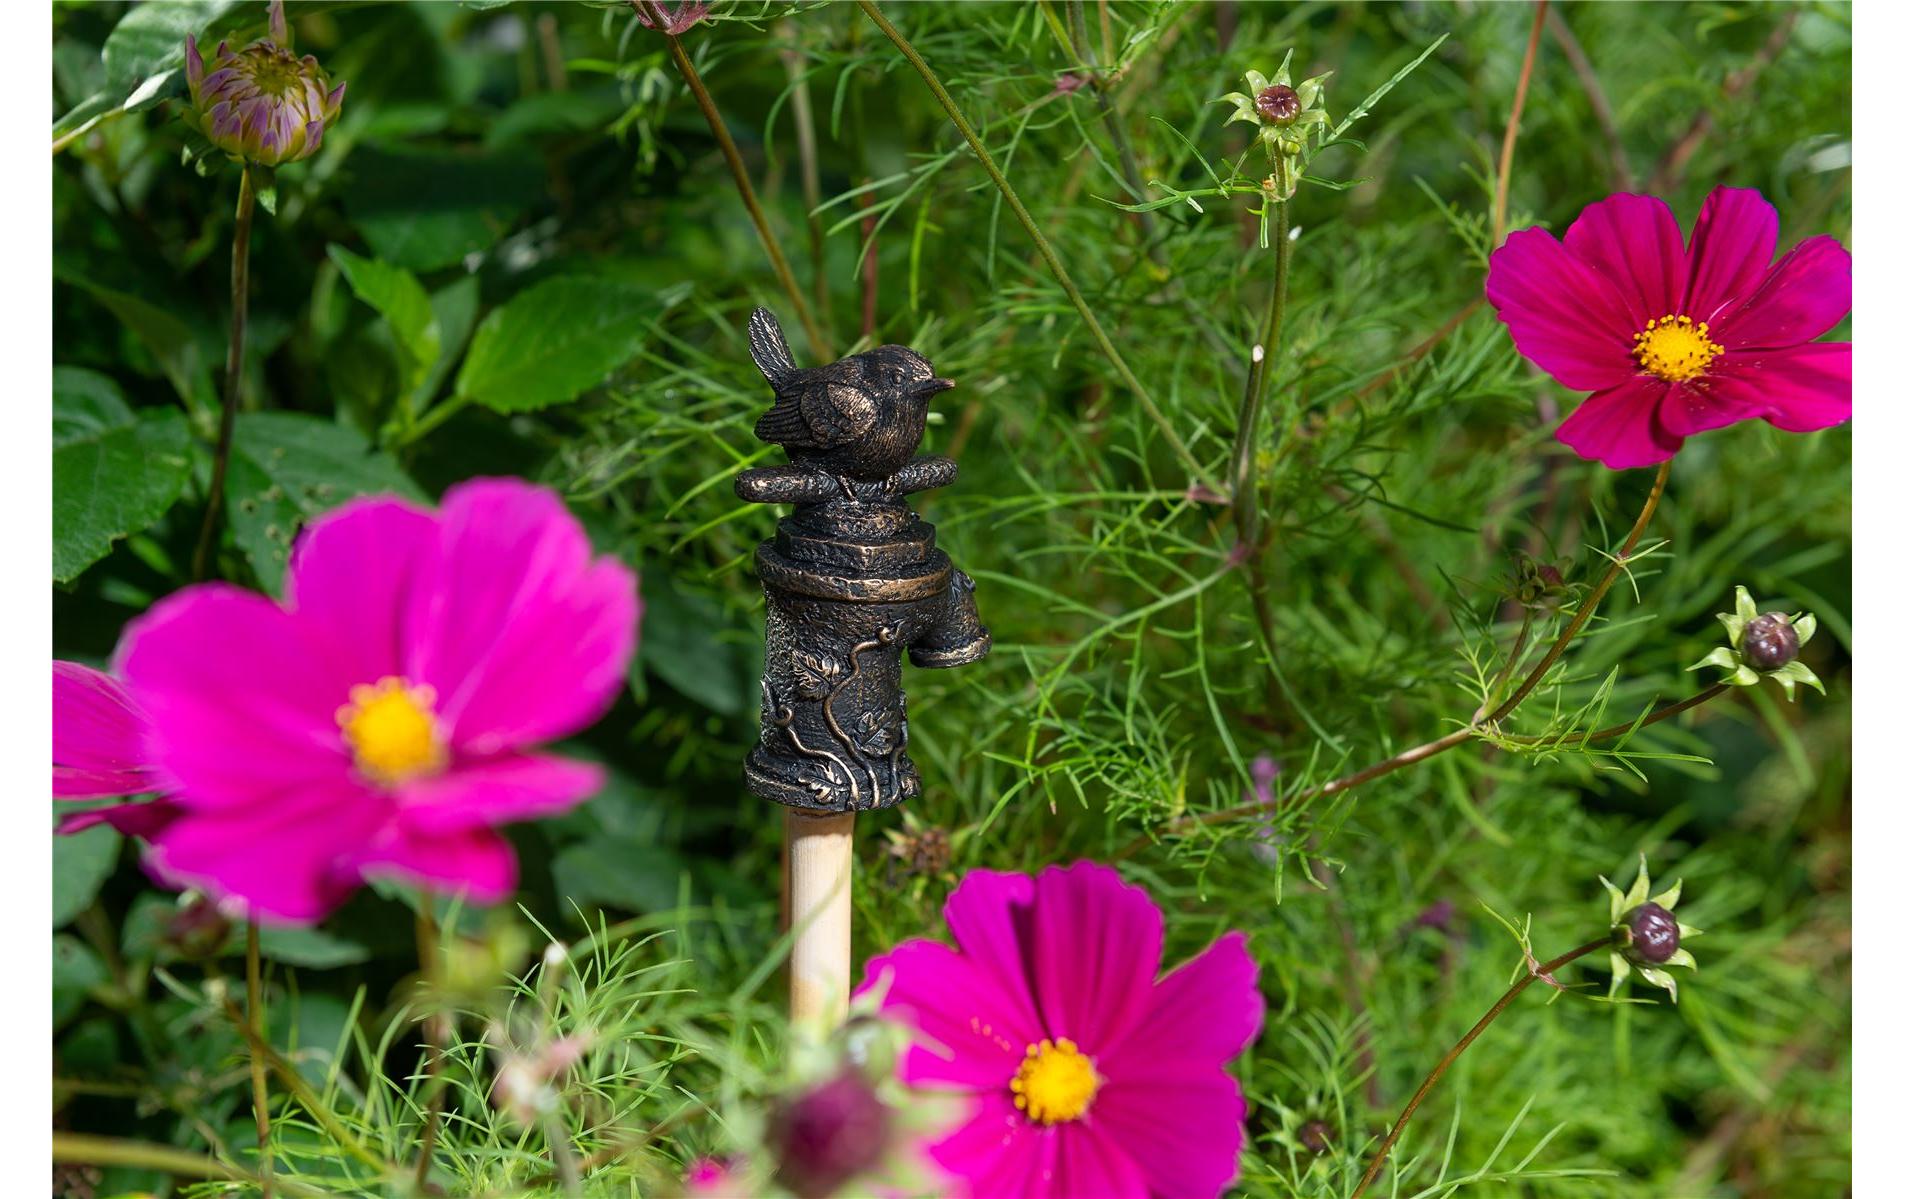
[51,2,1850,1197]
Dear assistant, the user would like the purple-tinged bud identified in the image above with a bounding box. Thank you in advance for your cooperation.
[1623,902,1680,964]
[182,18,344,167]
[769,1071,894,1199]
[1740,612,1800,671]
[166,893,233,959]
[1299,1119,1336,1154]
[1255,84,1302,126]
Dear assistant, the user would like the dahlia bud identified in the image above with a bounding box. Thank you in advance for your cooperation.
[1740,612,1800,671]
[1622,901,1680,964]
[768,1070,894,1199]
[1255,85,1302,126]
[183,2,345,168]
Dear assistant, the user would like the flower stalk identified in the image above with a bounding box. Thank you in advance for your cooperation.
[1348,933,1612,1199]
[192,163,255,582]
[858,0,1215,496]
[246,920,273,1199]
[636,0,831,359]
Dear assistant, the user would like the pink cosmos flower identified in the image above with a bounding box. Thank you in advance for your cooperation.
[1487,186,1850,469]
[70,478,637,924]
[860,861,1264,1199]
[53,662,184,837]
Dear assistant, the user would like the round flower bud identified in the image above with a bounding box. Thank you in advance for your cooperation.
[1740,612,1800,671]
[1255,84,1302,126]
[1299,1119,1336,1154]
[1623,901,1680,964]
[185,25,345,167]
[768,1071,893,1199]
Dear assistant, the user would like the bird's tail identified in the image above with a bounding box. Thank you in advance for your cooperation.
[746,307,799,387]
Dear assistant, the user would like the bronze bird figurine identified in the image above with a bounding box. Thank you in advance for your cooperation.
[745,307,955,483]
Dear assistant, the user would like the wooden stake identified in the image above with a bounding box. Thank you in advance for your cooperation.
[785,808,856,1029]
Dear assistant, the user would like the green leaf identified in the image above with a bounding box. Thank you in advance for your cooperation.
[552,841,688,915]
[59,275,216,412]
[345,144,544,272]
[53,368,193,582]
[225,412,425,591]
[257,924,373,969]
[455,277,677,414]
[634,572,757,717]
[53,825,122,927]
[54,934,108,1028]
[327,245,441,392]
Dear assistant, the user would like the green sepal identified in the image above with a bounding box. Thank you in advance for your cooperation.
[1267,50,1295,88]
[1653,878,1682,911]
[1678,922,1704,940]
[1244,68,1272,96]
[1607,951,1631,996]
[1733,585,1758,625]
[1636,965,1679,1003]
[1599,875,1625,925]
[1689,646,1739,673]
[1723,664,1760,687]
[1623,856,1651,913]
[1663,947,1697,970]
[1793,612,1818,646]
[1772,660,1825,698]
[1297,72,1332,110]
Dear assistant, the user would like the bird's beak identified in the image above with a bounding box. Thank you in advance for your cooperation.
[913,377,955,396]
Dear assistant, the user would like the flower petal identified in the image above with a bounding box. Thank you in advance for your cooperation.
[58,797,185,838]
[348,824,517,904]
[941,869,1043,1036]
[1090,1070,1249,1199]
[1712,235,1850,349]
[861,939,1035,1088]
[405,479,639,755]
[395,753,603,835]
[54,662,158,798]
[1486,227,1639,390]
[283,495,438,691]
[1657,379,1769,439]
[116,586,355,809]
[147,779,385,923]
[1029,862,1161,1051]
[1682,186,1778,326]
[1562,193,1688,327]
[1706,342,1850,434]
[1554,376,1682,469]
[928,1095,1045,1199]
[1101,932,1262,1069]
[1052,1122,1148,1199]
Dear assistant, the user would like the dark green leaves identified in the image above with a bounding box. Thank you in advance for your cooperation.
[52,824,122,927]
[345,145,545,272]
[455,278,681,414]
[53,368,193,582]
[225,412,424,590]
[328,245,441,394]
[257,924,373,969]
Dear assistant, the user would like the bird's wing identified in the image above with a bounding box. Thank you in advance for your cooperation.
[753,391,815,446]
[802,382,878,448]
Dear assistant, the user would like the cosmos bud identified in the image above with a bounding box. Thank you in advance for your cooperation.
[1740,612,1801,671]
[1299,1119,1336,1154]
[1621,901,1680,965]
[768,1070,894,1199]
[1255,84,1302,126]
[183,1,345,168]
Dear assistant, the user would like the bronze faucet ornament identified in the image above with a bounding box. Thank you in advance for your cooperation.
[736,308,989,813]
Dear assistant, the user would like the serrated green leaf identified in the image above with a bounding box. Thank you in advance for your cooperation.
[224,412,424,591]
[328,245,440,393]
[53,368,193,582]
[456,278,678,414]
[53,824,122,927]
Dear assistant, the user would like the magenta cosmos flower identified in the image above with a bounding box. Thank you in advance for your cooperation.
[1487,186,1850,469]
[53,662,183,837]
[861,861,1264,1199]
[61,478,638,924]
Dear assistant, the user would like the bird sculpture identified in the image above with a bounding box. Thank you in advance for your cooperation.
[745,307,955,489]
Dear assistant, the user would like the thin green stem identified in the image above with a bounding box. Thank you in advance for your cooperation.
[53,1133,325,1198]
[1349,934,1613,1199]
[859,0,1215,495]
[245,921,273,1199]
[192,163,255,582]
[1130,461,1673,851]
[1505,681,1729,748]
[1232,168,1292,552]
[640,1,831,359]
[411,895,446,1188]
[1490,0,1549,247]
[779,20,830,322]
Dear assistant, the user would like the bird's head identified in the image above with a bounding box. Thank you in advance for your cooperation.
[858,343,955,406]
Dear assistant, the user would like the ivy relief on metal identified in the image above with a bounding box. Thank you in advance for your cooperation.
[735,308,989,813]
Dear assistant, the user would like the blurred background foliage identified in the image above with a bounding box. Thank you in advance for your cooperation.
[52,1,1849,1195]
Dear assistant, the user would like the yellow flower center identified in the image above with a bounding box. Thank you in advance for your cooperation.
[337,677,445,785]
[1632,314,1723,382]
[1010,1037,1100,1125]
